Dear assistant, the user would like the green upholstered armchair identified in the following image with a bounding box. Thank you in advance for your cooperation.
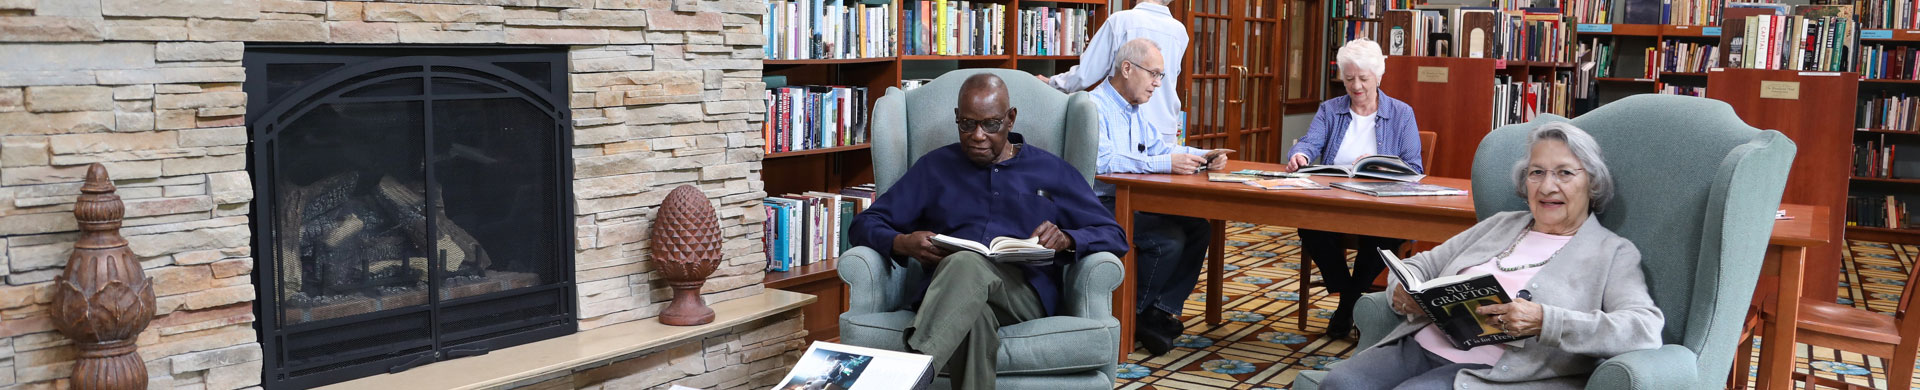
[1294,94,1797,389]
[835,68,1125,390]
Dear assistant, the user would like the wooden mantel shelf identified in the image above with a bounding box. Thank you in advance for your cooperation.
[318,290,817,390]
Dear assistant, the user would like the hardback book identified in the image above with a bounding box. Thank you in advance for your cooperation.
[774,341,935,390]
[931,235,1056,263]
[1330,181,1469,197]
[1243,178,1330,190]
[1230,169,1309,178]
[1297,155,1426,182]
[1379,249,1533,350]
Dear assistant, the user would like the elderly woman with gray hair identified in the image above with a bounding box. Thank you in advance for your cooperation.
[1286,39,1426,340]
[1319,122,1665,389]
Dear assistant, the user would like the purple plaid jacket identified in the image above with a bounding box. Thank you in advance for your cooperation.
[1288,90,1425,174]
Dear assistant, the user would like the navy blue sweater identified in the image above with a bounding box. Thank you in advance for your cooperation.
[849,138,1129,315]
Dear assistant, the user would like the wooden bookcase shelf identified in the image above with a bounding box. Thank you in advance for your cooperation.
[1860,128,1920,135]
[1849,226,1920,245]
[1854,176,1920,185]
[766,57,899,65]
[766,143,871,159]
[761,0,1111,344]
[1863,78,1920,85]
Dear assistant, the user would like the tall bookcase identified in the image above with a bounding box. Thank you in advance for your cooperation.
[1850,29,1920,247]
[760,0,1109,343]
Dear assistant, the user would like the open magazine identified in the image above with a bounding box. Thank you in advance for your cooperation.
[1297,155,1425,182]
[931,235,1055,263]
[774,341,934,390]
[1379,248,1532,349]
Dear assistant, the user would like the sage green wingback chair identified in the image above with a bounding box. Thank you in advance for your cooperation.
[1293,94,1797,389]
[835,68,1125,390]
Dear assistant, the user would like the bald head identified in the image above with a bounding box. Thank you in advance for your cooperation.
[954,73,1018,166]
[958,73,1010,113]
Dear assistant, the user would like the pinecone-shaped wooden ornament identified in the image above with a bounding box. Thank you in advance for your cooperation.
[50,164,156,390]
[652,185,723,325]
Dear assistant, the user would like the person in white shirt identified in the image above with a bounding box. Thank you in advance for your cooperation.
[1284,39,1426,340]
[1088,38,1232,356]
[1037,0,1188,145]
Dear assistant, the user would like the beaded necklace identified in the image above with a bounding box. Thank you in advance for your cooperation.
[1494,220,1576,272]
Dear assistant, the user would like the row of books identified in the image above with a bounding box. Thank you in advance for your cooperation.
[1332,0,1390,19]
[1860,94,1920,132]
[762,185,877,272]
[1653,40,1721,73]
[1659,83,1707,96]
[1847,194,1910,229]
[1492,73,1573,129]
[1722,4,1858,71]
[1017,6,1094,56]
[1563,0,1611,24]
[764,0,897,60]
[1333,20,1380,55]
[1858,0,1920,29]
[1858,138,1909,178]
[904,0,1007,56]
[1380,7,1571,63]
[1860,44,1920,80]
[1583,38,1619,77]
[763,85,871,154]
[1660,0,1728,26]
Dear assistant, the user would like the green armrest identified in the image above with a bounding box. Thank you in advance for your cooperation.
[1586,345,1701,389]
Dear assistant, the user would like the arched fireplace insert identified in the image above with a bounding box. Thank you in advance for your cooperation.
[244,45,575,389]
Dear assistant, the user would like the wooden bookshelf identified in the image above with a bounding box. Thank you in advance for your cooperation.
[1707,68,1859,301]
[1379,56,1497,179]
[760,0,1111,344]
[1860,128,1920,135]
[1854,176,1920,185]
[1848,226,1920,244]
[1863,78,1920,85]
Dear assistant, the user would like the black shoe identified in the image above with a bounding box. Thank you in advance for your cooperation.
[1136,309,1180,356]
[1323,297,1356,340]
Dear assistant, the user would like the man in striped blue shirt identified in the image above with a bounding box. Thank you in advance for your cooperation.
[1037,0,1189,145]
[1090,38,1232,356]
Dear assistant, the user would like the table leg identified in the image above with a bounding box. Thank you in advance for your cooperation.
[1114,187,1137,360]
[1207,219,1225,325]
[1758,246,1806,390]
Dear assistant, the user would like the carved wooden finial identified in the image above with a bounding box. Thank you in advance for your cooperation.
[51,163,155,390]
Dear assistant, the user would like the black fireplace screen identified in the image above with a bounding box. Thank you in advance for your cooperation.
[244,46,575,389]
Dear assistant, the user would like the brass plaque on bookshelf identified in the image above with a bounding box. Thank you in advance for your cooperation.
[1417,67,1449,83]
[1759,81,1800,100]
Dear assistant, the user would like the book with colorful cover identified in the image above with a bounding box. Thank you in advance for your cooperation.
[1379,249,1533,350]
[1330,181,1468,196]
[1243,178,1331,190]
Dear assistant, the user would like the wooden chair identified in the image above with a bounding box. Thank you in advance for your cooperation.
[1731,253,1920,390]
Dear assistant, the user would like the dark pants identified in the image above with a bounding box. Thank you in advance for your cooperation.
[904,252,1047,390]
[1298,230,1403,320]
[1101,197,1211,316]
[1322,338,1490,390]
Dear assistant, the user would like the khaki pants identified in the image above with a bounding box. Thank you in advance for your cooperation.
[904,252,1047,390]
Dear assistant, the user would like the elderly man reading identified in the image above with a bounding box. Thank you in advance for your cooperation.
[847,74,1130,390]
[1091,38,1232,355]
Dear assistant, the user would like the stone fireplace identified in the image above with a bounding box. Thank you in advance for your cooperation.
[0,1,795,389]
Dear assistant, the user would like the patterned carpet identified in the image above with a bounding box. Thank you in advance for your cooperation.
[1113,223,1918,390]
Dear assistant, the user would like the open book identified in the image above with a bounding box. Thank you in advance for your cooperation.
[931,235,1056,264]
[1379,248,1533,350]
[1298,155,1425,182]
[774,341,935,390]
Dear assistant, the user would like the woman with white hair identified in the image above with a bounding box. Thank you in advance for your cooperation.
[1319,122,1664,389]
[1285,39,1426,340]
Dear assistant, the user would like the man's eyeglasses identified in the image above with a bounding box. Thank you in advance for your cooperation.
[1126,61,1165,80]
[1525,168,1586,183]
[957,117,1008,135]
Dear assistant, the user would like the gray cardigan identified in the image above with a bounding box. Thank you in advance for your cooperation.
[1378,211,1665,388]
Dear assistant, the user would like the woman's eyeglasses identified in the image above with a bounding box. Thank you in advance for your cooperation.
[1525,168,1586,183]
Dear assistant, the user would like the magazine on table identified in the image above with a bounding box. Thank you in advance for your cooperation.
[1379,249,1533,349]
[773,341,935,390]
[1298,155,1426,182]
[1330,181,1468,197]
[1243,178,1330,190]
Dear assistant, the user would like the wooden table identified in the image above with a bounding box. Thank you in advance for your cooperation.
[1099,161,1829,390]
